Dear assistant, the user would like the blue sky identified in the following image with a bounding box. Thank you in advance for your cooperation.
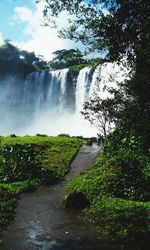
[0,0,83,60]
[0,0,36,42]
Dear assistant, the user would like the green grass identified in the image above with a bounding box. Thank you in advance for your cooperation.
[0,135,84,232]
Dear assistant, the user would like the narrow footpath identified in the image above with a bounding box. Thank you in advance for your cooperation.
[1,144,114,250]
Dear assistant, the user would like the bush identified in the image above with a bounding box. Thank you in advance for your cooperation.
[0,144,42,182]
[67,151,150,202]
[0,179,41,194]
[0,187,17,232]
[86,196,150,249]
[102,136,150,201]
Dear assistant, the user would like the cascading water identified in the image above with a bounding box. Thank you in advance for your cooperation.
[0,61,128,136]
[75,67,93,113]
[89,62,129,99]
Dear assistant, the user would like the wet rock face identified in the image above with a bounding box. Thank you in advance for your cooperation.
[65,192,90,209]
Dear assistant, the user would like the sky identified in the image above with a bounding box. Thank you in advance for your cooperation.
[0,0,84,60]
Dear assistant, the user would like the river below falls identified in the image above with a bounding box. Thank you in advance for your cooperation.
[1,144,116,250]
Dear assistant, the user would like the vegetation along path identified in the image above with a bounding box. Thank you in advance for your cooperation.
[1,144,114,250]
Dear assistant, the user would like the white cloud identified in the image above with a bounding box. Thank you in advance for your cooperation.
[12,3,83,61]
[0,32,4,45]
[14,6,33,22]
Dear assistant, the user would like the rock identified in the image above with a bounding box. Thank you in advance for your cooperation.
[65,192,90,209]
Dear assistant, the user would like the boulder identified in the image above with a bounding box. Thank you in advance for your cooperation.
[65,192,90,209]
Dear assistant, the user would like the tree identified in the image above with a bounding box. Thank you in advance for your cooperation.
[81,95,116,136]
[48,49,86,69]
[36,0,150,61]
[0,41,48,79]
[32,55,49,71]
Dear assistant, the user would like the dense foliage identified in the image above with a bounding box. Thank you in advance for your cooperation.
[0,136,83,232]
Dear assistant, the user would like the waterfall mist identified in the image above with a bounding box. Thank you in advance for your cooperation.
[0,62,128,137]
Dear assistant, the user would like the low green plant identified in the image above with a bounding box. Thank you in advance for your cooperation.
[0,187,17,232]
[0,143,42,182]
[86,196,150,249]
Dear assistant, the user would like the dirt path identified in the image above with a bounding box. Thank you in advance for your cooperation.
[1,144,114,250]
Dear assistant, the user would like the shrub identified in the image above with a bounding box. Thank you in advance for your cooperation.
[86,196,150,249]
[0,144,42,182]
[0,187,17,232]
[102,135,150,201]
[67,151,150,202]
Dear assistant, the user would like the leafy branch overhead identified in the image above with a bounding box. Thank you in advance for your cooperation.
[36,0,150,62]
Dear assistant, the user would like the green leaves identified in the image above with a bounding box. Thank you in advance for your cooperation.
[0,144,41,182]
[48,49,86,70]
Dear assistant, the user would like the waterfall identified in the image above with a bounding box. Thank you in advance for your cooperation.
[60,69,69,95]
[22,68,71,116]
[89,65,102,97]
[75,67,93,113]
[58,68,70,111]
[0,61,128,136]
[46,70,62,109]
[89,62,129,100]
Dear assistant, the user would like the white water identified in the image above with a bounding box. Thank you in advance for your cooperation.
[90,62,129,99]
[0,61,129,137]
[75,67,93,113]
